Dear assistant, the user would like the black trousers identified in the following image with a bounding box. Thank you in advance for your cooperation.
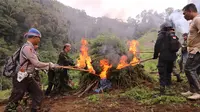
[157,59,174,87]
[6,75,43,110]
[185,53,200,93]
[45,70,55,96]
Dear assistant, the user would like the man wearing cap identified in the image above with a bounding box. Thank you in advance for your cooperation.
[45,43,75,96]
[5,28,57,112]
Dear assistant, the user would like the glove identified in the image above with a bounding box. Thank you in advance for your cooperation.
[49,62,58,69]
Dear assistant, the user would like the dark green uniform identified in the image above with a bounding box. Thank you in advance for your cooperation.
[45,51,74,96]
[57,51,75,94]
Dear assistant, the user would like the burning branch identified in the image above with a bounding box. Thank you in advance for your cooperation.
[99,59,112,79]
[129,58,153,65]
[76,38,96,74]
[116,55,129,69]
[117,40,140,69]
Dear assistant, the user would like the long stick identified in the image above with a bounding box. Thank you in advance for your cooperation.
[136,52,154,53]
[130,58,153,65]
[56,65,99,76]
[56,66,90,72]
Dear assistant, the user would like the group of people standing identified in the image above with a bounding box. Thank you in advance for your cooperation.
[153,3,200,100]
[3,2,200,112]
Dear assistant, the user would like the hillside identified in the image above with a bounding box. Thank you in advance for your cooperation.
[138,31,158,73]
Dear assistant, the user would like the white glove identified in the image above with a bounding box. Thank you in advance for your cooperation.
[49,62,58,69]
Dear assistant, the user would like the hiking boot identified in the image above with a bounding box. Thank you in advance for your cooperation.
[187,93,200,100]
[181,91,193,96]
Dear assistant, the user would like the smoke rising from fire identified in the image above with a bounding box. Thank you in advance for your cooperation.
[169,1,200,37]
[57,0,188,21]
[169,10,189,34]
[100,45,121,66]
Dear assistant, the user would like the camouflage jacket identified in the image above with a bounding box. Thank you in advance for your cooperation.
[181,40,187,54]
[57,51,75,66]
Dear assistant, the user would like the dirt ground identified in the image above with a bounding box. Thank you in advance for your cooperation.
[0,79,199,112]
[0,93,200,112]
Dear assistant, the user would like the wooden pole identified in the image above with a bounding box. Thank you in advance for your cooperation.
[136,52,154,53]
[56,65,99,76]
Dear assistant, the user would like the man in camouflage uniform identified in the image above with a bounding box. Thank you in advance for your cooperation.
[45,43,75,96]
[178,33,188,73]
[171,33,188,83]
[4,28,57,112]
[172,61,183,82]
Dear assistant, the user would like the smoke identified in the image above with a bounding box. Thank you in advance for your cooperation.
[189,0,200,12]
[100,44,121,66]
[168,0,200,39]
[104,9,127,21]
[73,0,102,9]
[169,10,189,34]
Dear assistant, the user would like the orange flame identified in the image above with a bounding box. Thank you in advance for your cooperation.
[76,38,95,74]
[86,56,95,74]
[116,55,129,69]
[128,40,140,66]
[99,59,112,79]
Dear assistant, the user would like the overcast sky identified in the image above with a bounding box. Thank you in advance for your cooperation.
[57,0,188,20]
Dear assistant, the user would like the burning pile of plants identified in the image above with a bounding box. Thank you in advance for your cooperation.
[74,35,153,97]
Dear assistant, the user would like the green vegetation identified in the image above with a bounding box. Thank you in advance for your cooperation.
[137,31,158,73]
[87,94,101,103]
[0,89,10,100]
[120,87,186,105]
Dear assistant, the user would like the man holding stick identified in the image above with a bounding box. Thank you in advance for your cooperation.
[5,28,57,112]
[45,43,75,96]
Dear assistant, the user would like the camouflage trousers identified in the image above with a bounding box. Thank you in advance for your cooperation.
[46,69,72,96]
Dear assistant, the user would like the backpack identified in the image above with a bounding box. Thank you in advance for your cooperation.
[2,45,28,78]
[167,32,181,52]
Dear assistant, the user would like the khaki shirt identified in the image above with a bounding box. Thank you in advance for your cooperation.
[20,41,50,74]
[187,15,200,54]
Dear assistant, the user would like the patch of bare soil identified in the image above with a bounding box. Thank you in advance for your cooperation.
[0,93,200,112]
[42,95,200,112]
